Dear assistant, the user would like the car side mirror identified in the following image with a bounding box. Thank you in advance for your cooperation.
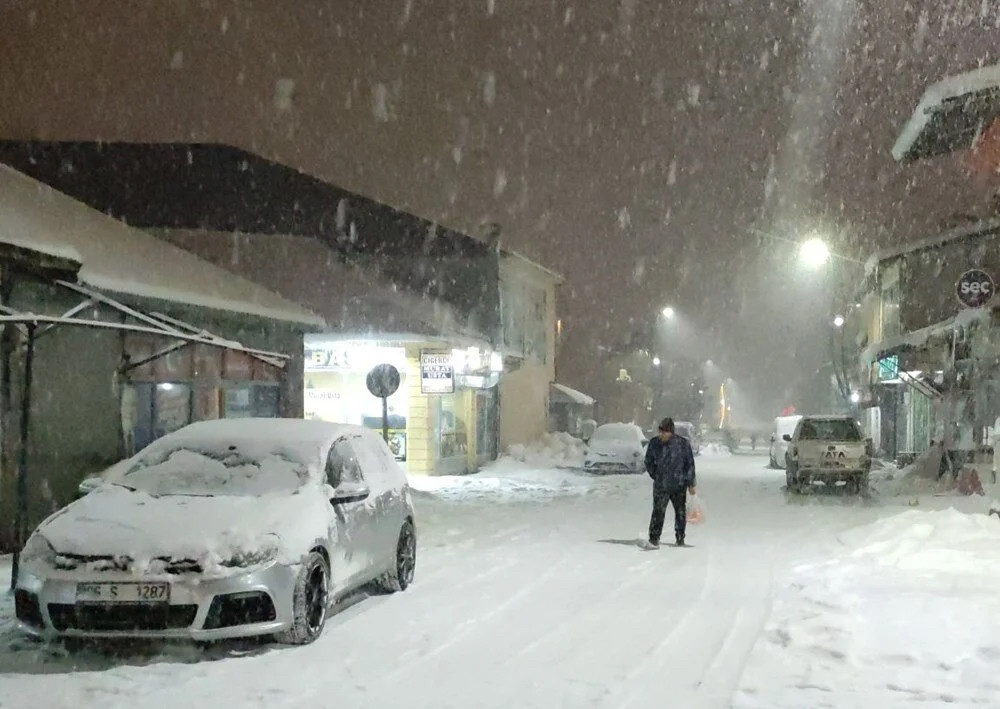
[328,482,370,506]
[782,434,792,442]
[77,476,103,498]
[642,439,649,447]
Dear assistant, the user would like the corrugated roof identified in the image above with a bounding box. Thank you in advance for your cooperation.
[0,164,326,328]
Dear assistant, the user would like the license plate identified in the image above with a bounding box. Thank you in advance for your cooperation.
[76,582,170,603]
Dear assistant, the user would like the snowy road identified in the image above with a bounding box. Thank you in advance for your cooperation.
[1,453,998,708]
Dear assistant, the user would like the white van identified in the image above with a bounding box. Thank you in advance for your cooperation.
[769,415,802,469]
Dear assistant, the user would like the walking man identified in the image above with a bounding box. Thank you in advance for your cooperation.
[643,417,696,549]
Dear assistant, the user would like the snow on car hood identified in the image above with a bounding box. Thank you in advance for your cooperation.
[586,439,642,461]
[35,485,320,575]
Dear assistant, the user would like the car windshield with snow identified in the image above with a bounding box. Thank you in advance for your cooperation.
[583,423,646,474]
[15,419,416,644]
[118,446,308,497]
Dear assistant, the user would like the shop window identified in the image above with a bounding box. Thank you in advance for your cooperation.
[325,439,364,488]
[123,382,193,454]
[438,396,468,460]
[224,384,280,418]
[476,391,497,458]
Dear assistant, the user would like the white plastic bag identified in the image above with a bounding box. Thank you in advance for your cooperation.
[687,493,706,524]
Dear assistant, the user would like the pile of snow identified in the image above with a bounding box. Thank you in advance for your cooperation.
[504,432,588,469]
[408,459,601,503]
[700,442,732,458]
[735,509,1000,707]
[838,508,1000,579]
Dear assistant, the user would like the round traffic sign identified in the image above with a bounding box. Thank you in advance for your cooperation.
[956,268,996,308]
[366,363,401,399]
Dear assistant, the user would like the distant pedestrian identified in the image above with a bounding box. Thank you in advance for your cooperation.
[750,432,758,451]
[643,417,697,549]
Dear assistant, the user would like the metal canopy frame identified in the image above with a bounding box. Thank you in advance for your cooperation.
[7,278,293,590]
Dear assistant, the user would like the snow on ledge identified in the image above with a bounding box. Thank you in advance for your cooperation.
[550,383,595,406]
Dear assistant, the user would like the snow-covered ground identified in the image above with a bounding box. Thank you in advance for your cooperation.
[1,454,998,708]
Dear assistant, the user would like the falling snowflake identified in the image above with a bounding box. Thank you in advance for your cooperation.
[373,83,391,122]
[170,50,184,70]
[686,82,701,106]
[483,72,497,106]
[667,159,678,186]
[494,168,508,197]
[274,78,296,112]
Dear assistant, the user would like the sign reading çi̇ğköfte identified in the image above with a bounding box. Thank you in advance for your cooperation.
[420,350,455,394]
[956,268,996,309]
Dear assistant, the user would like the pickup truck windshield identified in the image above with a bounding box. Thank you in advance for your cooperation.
[798,420,862,442]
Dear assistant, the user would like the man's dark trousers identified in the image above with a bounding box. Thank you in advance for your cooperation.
[649,487,687,545]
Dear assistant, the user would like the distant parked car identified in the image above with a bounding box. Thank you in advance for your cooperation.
[583,423,647,474]
[784,415,872,494]
[675,421,700,456]
[769,415,802,469]
[16,419,416,645]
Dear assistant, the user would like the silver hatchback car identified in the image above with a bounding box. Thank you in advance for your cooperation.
[15,419,416,645]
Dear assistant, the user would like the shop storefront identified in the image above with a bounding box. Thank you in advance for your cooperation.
[304,336,502,475]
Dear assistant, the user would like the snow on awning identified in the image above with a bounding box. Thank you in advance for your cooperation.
[550,383,595,406]
[893,62,1000,163]
[861,307,992,367]
[0,164,325,329]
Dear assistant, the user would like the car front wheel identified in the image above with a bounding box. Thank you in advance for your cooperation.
[278,550,329,645]
[381,520,417,593]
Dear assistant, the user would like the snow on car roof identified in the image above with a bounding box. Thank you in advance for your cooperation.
[153,418,358,465]
[593,423,644,439]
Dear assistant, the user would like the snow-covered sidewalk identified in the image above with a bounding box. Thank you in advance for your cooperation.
[734,508,1000,708]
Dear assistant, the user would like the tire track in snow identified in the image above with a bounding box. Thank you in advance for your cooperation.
[375,541,585,684]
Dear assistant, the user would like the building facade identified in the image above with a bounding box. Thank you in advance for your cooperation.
[0,141,562,475]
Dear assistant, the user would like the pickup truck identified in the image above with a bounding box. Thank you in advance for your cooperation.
[784,415,872,494]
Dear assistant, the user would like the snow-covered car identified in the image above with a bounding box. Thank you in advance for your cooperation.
[675,421,700,456]
[769,415,802,469]
[15,419,416,645]
[583,423,647,474]
[784,415,872,493]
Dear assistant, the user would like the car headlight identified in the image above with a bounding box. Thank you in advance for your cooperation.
[20,534,57,567]
[221,535,280,569]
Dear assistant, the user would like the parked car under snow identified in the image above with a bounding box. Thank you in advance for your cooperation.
[583,423,647,474]
[15,419,416,645]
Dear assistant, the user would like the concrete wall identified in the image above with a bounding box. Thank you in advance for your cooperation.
[892,225,1000,333]
[497,254,559,450]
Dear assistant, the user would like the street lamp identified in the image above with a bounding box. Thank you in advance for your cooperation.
[661,306,675,319]
[799,237,831,268]
[652,356,661,366]
[833,314,845,328]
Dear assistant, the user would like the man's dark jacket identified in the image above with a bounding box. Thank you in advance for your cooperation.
[644,435,696,491]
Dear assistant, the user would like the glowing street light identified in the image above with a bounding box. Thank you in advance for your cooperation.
[652,356,661,366]
[661,306,676,319]
[850,391,861,404]
[799,237,831,268]
[833,314,845,328]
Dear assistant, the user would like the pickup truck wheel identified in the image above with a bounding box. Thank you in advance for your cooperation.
[785,466,801,494]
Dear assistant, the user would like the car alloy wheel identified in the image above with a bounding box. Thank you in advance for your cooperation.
[305,563,328,635]
[396,521,416,591]
[278,551,329,645]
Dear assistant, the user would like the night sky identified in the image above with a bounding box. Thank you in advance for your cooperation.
[2,0,998,418]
